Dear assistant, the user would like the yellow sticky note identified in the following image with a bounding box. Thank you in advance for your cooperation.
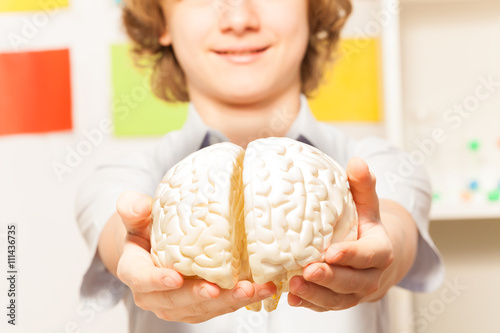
[0,0,69,12]
[308,38,383,122]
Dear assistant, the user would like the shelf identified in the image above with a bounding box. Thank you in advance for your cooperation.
[399,0,500,222]
[400,0,493,3]
[430,203,500,221]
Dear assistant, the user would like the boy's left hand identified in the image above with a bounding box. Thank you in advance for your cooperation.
[288,157,395,311]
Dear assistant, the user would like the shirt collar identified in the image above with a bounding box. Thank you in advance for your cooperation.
[180,94,327,151]
[284,94,327,151]
[176,103,223,153]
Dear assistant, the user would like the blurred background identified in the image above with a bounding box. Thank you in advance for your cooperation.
[0,0,498,332]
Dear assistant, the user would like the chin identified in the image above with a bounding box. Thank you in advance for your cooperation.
[221,91,271,106]
[217,83,276,105]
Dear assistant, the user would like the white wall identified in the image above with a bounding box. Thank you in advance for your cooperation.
[0,1,132,332]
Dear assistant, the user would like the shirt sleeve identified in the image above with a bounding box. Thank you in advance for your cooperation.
[353,137,445,292]
[75,144,166,311]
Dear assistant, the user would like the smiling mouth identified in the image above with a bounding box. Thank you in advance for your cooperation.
[214,47,269,55]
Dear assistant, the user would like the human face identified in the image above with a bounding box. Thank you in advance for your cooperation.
[159,0,309,105]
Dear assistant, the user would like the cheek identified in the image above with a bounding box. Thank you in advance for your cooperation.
[168,10,211,68]
[265,4,310,60]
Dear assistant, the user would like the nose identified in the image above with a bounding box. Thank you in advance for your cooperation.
[217,0,260,35]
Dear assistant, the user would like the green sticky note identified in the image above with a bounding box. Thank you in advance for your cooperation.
[0,0,68,12]
[111,44,188,136]
[488,190,500,202]
[468,140,480,152]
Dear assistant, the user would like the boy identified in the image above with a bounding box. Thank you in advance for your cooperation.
[77,0,444,332]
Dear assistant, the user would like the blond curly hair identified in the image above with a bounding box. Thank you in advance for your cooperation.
[122,0,352,102]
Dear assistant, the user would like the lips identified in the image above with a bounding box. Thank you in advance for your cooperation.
[214,46,269,55]
[212,46,270,64]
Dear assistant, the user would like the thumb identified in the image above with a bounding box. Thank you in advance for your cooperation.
[347,157,380,222]
[119,240,184,293]
[117,191,153,238]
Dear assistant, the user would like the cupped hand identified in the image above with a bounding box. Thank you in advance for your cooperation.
[115,191,276,323]
[288,157,395,311]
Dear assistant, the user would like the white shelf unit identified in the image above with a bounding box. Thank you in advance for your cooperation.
[396,0,500,221]
[430,203,500,221]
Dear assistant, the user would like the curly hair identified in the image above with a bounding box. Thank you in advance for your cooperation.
[122,0,352,103]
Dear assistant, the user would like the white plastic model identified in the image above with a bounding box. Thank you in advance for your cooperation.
[151,137,358,312]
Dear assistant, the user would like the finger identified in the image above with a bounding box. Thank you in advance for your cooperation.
[118,240,184,293]
[144,280,276,323]
[144,279,276,313]
[288,276,359,311]
[288,294,327,312]
[198,281,276,317]
[206,280,276,307]
[117,191,153,238]
[178,280,275,324]
[142,279,220,311]
[227,280,277,302]
[302,262,381,295]
[346,157,380,222]
[325,231,394,269]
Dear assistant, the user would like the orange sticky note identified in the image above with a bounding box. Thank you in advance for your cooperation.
[0,49,72,135]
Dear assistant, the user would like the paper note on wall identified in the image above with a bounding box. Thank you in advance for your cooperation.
[308,38,383,122]
[111,44,188,136]
[0,49,72,135]
[0,0,69,12]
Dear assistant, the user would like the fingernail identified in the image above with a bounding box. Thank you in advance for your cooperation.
[132,195,149,215]
[310,267,325,282]
[295,282,308,296]
[326,246,342,262]
[291,298,303,307]
[163,276,177,288]
[199,287,211,299]
[233,288,248,300]
[258,288,274,298]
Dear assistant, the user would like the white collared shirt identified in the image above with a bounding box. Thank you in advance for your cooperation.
[76,95,444,333]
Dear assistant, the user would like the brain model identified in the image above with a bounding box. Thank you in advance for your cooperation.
[150,137,358,311]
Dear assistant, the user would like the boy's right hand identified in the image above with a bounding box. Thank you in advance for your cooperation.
[115,191,276,324]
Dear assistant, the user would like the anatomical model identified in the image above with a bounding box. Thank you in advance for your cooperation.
[150,137,358,312]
